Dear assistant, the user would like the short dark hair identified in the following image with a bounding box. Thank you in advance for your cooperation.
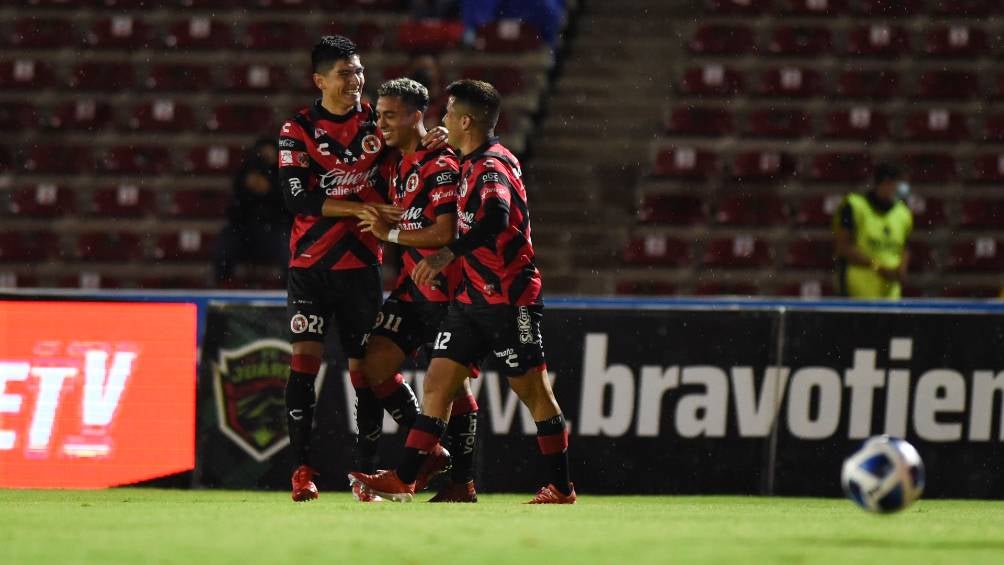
[311,35,357,74]
[377,78,430,113]
[874,162,903,185]
[446,79,501,130]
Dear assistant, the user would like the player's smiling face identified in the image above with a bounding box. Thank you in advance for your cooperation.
[442,97,466,149]
[316,56,364,112]
[376,95,418,149]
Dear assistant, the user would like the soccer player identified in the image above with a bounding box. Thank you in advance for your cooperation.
[278,36,446,502]
[351,77,480,503]
[349,80,575,504]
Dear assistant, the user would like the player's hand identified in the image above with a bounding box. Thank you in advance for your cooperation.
[412,247,455,286]
[422,126,449,150]
[359,217,392,240]
[877,266,902,282]
[373,203,404,223]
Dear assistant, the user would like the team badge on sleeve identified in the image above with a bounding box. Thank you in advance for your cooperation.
[362,135,382,154]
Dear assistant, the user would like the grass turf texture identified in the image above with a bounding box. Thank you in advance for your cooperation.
[2,490,1004,564]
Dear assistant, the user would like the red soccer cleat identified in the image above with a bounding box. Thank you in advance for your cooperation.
[414,443,452,492]
[351,481,384,503]
[527,483,577,504]
[428,480,478,503]
[291,465,319,502]
[347,469,415,502]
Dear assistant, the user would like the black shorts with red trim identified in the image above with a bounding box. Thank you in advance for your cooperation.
[286,265,382,359]
[367,298,449,357]
[430,303,546,377]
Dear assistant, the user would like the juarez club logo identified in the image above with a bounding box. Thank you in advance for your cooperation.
[213,339,326,462]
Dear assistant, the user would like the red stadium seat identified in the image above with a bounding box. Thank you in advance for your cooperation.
[67,63,136,91]
[906,240,935,273]
[98,145,172,175]
[622,236,692,267]
[8,184,75,217]
[615,281,677,296]
[902,109,969,142]
[637,194,706,225]
[244,21,312,50]
[823,107,889,141]
[794,194,843,227]
[21,145,93,174]
[941,285,1001,298]
[0,231,59,262]
[923,26,989,59]
[959,198,1004,229]
[183,145,243,174]
[949,238,1004,271]
[398,20,464,53]
[784,238,834,270]
[981,114,1004,143]
[715,193,787,226]
[693,282,759,296]
[808,152,873,183]
[167,188,231,218]
[745,108,812,138]
[253,0,318,8]
[705,0,769,16]
[768,26,832,56]
[853,0,922,17]
[900,153,957,184]
[905,195,947,229]
[90,184,156,217]
[702,236,773,268]
[145,64,214,91]
[783,0,848,16]
[729,150,797,183]
[138,275,212,289]
[679,65,745,97]
[836,70,899,100]
[76,231,144,261]
[845,25,911,58]
[86,16,153,49]
[44,100,114,131]
[0,102,39,130]
[165,17,235,49]
[776,279,835,298]
[460,66,525,94]
[913,71,979,100]
[153,230,218,261]
[56,273,125,290]
[10,18,79,48]
[223,64,289,92]
[653,147,718,180]
[665,106,734,137]
[175,0,236,6]
[128,99,197,132]
[970,153,1004,184]
[0,273,37,289]
[477,20,542,52]
[757,67,824,98]
[206,104,274,133]
[318,0,407,10]
[688,24,756,56]
[0,59,56,90]
[931,0,995,17]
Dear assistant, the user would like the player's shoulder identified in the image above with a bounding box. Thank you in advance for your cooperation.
[280,106,312,137]
[421,146,460,171]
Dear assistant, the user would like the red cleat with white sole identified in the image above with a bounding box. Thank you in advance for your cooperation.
[291,465,319,502]
[347,469,415,502]
[527,483,576,504]
[428,480,478,503]
[351,481,384,503]
[414,443,451,492]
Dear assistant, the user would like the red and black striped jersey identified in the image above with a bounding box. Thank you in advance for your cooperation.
[389,146,460,303]
[278,100,396,271]
[455,138,542,306]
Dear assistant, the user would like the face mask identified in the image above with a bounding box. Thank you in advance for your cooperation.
[896,181,911,201]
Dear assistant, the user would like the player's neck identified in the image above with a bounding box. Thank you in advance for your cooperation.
[400,125,427,156]
[320,96,356,117]
[459,133,490,158]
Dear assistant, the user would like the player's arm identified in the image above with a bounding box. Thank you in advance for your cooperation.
[833,202,875,268]
[360,212,456,247]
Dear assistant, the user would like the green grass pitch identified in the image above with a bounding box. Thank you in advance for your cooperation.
[2,489,1004,564]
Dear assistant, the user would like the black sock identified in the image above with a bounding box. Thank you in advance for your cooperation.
[446,410,478,484]
[536,414,572,495]
[375,378,420,430]
[354,385,383,473]
[398,415,447,484]
[285,370,316,466]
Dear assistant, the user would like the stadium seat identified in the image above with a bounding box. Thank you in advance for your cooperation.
[622,235,692,267]
[905,195,947,229]
[8,184,76,217]
[0,273,37,289]
[398,20,464,53]
[823,107,889,141]
[253,0,318,8]
[948,237,1004,271]
[90,184,156,217]
[705,0,769,16]
[768,26,832,56]
[0,102,38,130]
[460,66,525,95]
[931,0,995,17]
[67,63,136,91]
[853,0,922,17]
[637,194,706,225]
[183,145,243,174]
[688,24,756,56]
[693,282,759,296]
[167,188,231,218]
[0,231,59,262]
[223,64,289,92]
[76,231,144,261]
[0,59,55,90]
[757,67,824,98]
[145,64,214,92]
[923,26,989,59]
[794,194,843,227]
[153,230,218,261]
[98,145,172,175]
[940,284,1001,298]
[729,150,796,183]
[57,273,124,290]
[138,275,211,289]
[913,71,979,100]
[969,153,1004,184]
[808,152,873,182]
[776,279,834,298]
[615,280,677,296]
[44,100,114,131]
[959,198,1004,229]
[477,20,543,52]
[715,193,787,226]
[784,238,834,270]
[981,114,1004,143]
[745,108,811,138]
[835,70,899,100]
[9,17,79,48]
[902,109,969,143]
[782,0,848,16]
[164,17,235,49]
[176,0,236,7]
[702,236,772,268]
[679,65,745,97]
[844,25,910,58]
[21,145,93,174]
[206,104,274,133]
[907,240,935,273]
[318,0,407,8]
[901,153,957,184]
[653,147,718,179]
[244,21,312,50]
[665,106,734,137]
[128,100,197,132]
[86,16,154,49]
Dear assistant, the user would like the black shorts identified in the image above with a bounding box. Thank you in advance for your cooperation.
[286,266,382,359]
[367,298,449,357]
[430,303,546,377]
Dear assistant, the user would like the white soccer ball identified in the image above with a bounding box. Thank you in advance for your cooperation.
[841,435,925,513]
